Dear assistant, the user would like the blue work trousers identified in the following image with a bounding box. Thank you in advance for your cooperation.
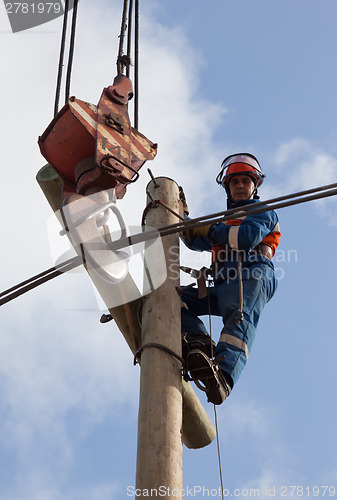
[181,262,277,386]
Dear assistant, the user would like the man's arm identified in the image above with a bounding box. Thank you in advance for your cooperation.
[208,210,280,252]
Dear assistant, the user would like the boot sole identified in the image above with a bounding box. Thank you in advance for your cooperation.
[187,349,228,405]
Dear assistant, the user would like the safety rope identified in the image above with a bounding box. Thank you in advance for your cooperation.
[206,282,225,500]
[133,342,187,371]
[141,196,185,226]
[235,253,244,324]
[213,405,225,500]
[2,182,337,306]
[141,198,160,226]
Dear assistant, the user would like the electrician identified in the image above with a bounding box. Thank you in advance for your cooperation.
[180,154,281,405]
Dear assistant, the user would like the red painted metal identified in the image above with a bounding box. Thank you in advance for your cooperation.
[38,74,157,198]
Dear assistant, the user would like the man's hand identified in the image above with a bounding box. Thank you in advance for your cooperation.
[184,224,213,245]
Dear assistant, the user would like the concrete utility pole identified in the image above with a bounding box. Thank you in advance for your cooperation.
[136,177,183,498]
[37,165,216,497]
[37,164,215,451]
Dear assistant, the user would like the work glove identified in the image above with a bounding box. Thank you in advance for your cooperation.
[184,223,213,246]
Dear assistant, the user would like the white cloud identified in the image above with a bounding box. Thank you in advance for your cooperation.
[219,397,299,486]
[3,2,336,498]
[0,2,228,497]
[272,138,337,191]
[260,138,337,224]
[221,398,277,444]
[0,478,121,500]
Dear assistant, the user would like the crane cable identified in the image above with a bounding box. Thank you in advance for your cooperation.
[1,181,337,307]
[65,0,79,104]
[117,0,129,75]
[53,0,79,117]
[117,0,140,129]
[2,0,143,308]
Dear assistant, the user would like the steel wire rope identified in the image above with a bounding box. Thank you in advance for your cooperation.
[2,183,337,306]
[156,181,337,238]
[2,1,139,306]
[104,183,337,250]
[53,0,79,116]
[119,181,337,248]
[134,0,139,129]
[65,0,79,103]
[115,0,140,129]
[126,0,133,79]
[116,0,140,129]
[156,183,337,237]
[117,0,130,74]
[53,0,70,117]
[0,256,82,306]
[0,256,77,298]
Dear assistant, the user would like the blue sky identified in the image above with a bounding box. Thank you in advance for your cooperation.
[1,0,337,498]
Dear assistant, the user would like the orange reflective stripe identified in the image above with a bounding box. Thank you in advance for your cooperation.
[212,220,280,260]
[225,217,245,226]
[261,222,281,256]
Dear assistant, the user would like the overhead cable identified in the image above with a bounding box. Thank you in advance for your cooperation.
[107,182,337,251]
[0,256,82,306]
[1,182,337,306]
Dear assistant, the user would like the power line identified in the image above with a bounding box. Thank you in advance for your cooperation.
[107,181,337,250]
[0,256,82,306]
[1,182,337,306]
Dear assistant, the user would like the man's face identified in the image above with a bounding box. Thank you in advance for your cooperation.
[228,174,256,202]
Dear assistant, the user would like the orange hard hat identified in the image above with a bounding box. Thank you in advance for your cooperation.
[216,153,266,188]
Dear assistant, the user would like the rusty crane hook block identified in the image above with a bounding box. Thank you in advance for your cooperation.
[38,74,157,283]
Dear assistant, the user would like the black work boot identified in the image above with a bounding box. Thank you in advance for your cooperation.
[182,332,216,364]
[187,349,232,405]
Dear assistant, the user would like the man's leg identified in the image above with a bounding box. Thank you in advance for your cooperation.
[181,286,220,334]
[180,285,220,358]
[215,264,277,386]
